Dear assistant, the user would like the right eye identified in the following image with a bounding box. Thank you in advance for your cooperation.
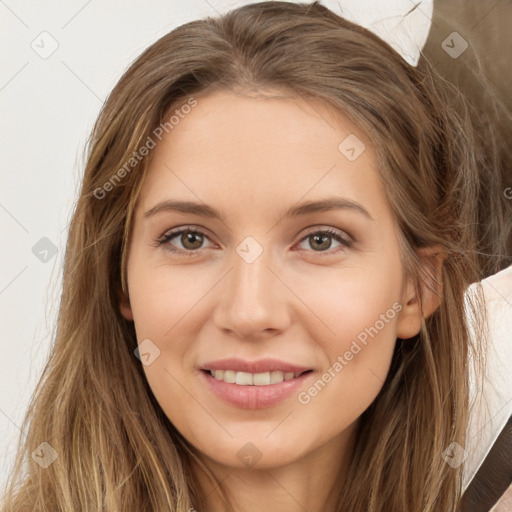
[156,227,215,255]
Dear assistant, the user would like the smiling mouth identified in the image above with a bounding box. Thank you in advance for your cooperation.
[202,369,313,385]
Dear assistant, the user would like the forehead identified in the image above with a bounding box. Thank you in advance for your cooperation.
[137,89,391,224]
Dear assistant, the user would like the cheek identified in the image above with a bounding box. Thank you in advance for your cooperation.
[128,271,201,430]
[292,263,401,413]
[290,259,402,344]
[297,303,399,433]
[126,263,214,401]
[127,259,207,340]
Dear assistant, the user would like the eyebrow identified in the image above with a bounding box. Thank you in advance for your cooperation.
[144,197,373,221]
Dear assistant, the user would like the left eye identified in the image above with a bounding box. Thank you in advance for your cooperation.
[156,227,352,254]
[295,228,352,253]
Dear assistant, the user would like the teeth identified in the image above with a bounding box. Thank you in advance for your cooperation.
[236,371,253,385]
[209,370,304,385]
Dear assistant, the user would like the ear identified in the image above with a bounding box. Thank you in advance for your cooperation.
[396,245,445,340]
[119,288,134,321]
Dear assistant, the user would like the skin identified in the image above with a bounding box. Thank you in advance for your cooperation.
[120,88,443,512]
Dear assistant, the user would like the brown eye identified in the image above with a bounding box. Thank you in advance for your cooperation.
[308,233,332,251]
[297,228,352,253]
[180,231,204,250]
[158,227,213,254]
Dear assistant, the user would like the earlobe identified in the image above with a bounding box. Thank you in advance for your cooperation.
[120,303,133,321]
[119,290,134,321]
[396,246,445,340]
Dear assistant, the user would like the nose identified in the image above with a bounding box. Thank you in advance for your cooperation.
[213,245,291,340]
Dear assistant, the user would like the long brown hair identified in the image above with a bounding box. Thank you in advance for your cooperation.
[2,2,509,511]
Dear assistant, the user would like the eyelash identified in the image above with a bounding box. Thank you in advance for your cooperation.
[155,226,353,256]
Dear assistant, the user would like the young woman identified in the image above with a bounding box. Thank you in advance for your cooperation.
[2,2,509,511]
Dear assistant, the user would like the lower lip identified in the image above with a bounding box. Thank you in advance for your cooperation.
[200,370,314,409]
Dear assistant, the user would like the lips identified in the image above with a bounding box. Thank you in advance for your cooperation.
[199,358,315,409]
[200,369,313,409]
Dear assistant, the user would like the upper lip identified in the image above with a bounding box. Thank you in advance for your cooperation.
[200,358,312,374]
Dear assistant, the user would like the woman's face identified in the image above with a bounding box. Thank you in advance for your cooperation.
[121,88,420,472]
